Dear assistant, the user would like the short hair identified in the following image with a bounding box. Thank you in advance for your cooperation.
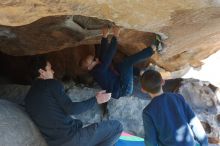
[141,69,163,94]
[30,55,47,79]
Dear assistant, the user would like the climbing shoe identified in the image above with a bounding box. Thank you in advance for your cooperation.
[152,34,165,54]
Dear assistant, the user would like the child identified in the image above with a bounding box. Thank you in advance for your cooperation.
[140,69,208,146]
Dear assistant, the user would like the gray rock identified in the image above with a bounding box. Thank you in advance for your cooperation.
[0,84,30,104]
[179,79,219,113]
[0,100,47,146]
[0,27,16,38]
[108,96,151,137]
[66,84,103,125]
[179,79,220,144]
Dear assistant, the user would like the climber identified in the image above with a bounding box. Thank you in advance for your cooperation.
[140,69,208,146]
[25,56,123,146]
[80,26,163,99]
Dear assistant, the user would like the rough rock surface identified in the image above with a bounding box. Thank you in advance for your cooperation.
[0,15,154,56]
[0,84,30,104]
[65,82,103,125]
[0,0,219,30]
[0,100,47,146]
[0,1,220,73]
[108,96,150,137]
[179,79,220,144]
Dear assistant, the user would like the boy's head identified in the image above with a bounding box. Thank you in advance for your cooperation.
[141,69,163,94]
[30,55,54,80]
[80,55,96,70]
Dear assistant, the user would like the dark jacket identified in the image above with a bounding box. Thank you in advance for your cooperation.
[90,37,120,99]
[142,93,208,146]
[25,79,96,146]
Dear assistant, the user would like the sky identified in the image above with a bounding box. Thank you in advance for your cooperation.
[183,50,220,88]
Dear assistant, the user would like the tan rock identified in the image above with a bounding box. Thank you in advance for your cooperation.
[0,0,220,72]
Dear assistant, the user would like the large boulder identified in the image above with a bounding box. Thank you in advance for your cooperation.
[179,79,220,144]
[0,100,47,146]
[0,84,30,104]
[1,1,220,74]
[65,82,103,125]
[108,96,150,137]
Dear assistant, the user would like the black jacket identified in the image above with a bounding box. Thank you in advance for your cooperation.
[25,79,96,146]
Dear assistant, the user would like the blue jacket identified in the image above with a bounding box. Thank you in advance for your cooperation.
[142,93,208,146]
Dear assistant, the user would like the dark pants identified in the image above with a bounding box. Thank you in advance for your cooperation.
[116,47,154,97]
[62,120,123,146]
[95,37,153,98]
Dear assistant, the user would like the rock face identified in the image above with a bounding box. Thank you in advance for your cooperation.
[108,96,150,137]
[0,0,219,29]
[179,79,219,113]
[0,15,155,56]
[0,100,47,146]
[0,84,30,104]
[65,82,103,125]
[0,1,220,73]
[179,79,220,144]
